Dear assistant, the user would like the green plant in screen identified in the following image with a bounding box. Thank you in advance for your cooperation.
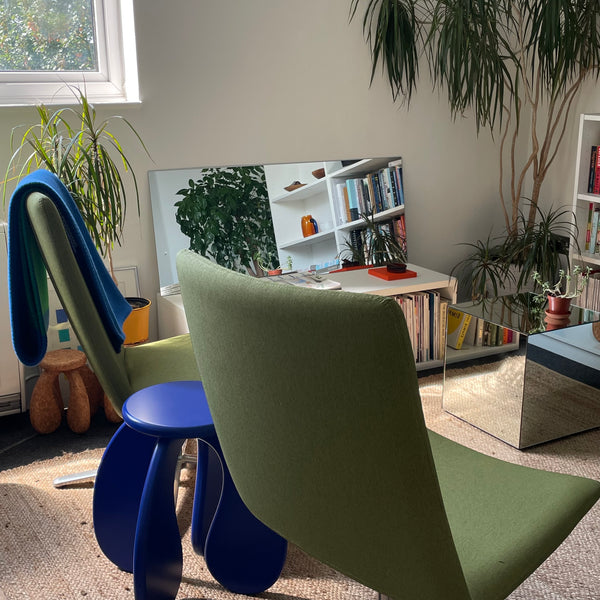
[175,166,279,276]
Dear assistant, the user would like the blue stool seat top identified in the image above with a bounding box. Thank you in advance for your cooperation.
[123,380,215,439]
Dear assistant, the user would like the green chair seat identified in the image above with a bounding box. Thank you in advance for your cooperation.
[430,431,600,599]
[124,334,199,394]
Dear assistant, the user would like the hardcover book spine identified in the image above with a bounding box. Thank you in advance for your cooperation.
[590,208,600,255]
[589,146,598,194]
[593,148,600,194]
[446,308,473,350]
[586,202,594,252]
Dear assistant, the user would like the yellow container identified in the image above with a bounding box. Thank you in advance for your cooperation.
[123,297,151,345]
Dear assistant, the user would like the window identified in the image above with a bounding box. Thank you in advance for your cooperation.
[0,0,139,105]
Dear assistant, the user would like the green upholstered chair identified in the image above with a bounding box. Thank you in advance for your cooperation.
[25,192,201,485]
[176,249,600,600]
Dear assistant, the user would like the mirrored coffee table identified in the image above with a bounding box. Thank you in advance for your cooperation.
[443,293,600,449]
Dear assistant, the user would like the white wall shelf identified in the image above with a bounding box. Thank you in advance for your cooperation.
[265,157,406,272]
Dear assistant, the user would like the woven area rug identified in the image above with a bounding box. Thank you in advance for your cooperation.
[1,372,599,599]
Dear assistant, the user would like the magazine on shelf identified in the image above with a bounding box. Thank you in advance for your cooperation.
[265,271,342,290]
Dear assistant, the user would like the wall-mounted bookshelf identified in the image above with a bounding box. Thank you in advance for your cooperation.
[265,158,406,272]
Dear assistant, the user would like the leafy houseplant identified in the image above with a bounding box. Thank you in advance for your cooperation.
[451,204,580,300]
[341,212,407,267]
[175,166,279,277]
[351,0,600,235]
[533,264,592,323]
[4,89,149,281]
[532,265,592,299]
[4,89,152,344]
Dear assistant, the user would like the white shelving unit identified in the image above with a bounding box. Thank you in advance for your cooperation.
[265,158,405,272]
[571,113,600,269]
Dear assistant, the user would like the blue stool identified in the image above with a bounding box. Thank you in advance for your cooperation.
[92,380,287,599]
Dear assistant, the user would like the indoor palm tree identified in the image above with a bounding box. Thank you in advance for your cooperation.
[4,89,149,280]
[350,0,600,235]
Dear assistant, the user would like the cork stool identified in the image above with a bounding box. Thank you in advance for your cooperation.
[30,349,103,434]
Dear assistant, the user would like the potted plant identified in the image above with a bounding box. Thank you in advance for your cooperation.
[340,212,407,270]
[4,88,152,344]
[174,165,279,277]
[532,265,592,315]
[257,255,293,276]
[451,204,581,300]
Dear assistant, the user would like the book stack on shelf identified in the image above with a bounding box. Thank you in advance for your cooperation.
[584,202,600,254]
[588,145,600,195]
[579,272,600,311]
[346,215,408,264]
[333,159,404,225]
[447,309,516,351]
[393,291,449,364]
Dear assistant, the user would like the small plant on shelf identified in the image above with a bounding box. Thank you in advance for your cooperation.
[532,266,592,299]
[340,212,407,268]
[257,254,293,276]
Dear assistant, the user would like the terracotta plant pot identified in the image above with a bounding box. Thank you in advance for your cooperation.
[547,295,572,315]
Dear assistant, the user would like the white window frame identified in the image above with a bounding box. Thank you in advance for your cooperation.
[0,0,139,106]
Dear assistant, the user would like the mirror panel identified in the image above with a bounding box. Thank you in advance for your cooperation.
[149,157,406,293]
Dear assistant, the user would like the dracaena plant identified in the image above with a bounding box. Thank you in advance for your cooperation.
[350,0,600,236]
[3,88,150,280]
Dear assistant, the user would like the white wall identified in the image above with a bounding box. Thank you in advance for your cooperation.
[0,0,542,337]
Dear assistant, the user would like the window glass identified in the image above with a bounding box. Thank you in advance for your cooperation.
[0,0,139,105]
[0,0,97,72]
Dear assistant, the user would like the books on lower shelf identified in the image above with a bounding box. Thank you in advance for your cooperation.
[584,202,600,254]
[448,315,517,351]
[346,214,407,263]
[579,271,600,311]
[393,291,448,364]
[446,308,472,349]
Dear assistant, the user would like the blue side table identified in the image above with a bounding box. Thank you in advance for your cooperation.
[93,380,287,599]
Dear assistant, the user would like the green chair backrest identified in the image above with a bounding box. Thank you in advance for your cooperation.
[177,250,471,599]
[25,192,132,408]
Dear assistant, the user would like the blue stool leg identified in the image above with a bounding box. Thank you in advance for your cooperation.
[133,437,185,600]
[190,438,222,555]
[93,423,157,572]
[201,434,288,595]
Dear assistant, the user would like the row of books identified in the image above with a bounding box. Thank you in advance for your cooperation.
[333,159,405,225]
[346,215,407,261]
[584,202,600,253]
[588,146,600,194]
[394,291,449,364]
[447,308,517,350]
[578,272,600,312]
